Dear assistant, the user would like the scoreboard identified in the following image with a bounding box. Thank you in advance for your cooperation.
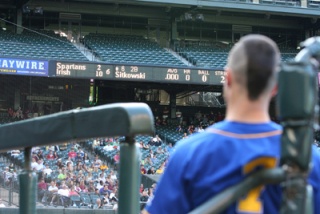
[54,61,226,85]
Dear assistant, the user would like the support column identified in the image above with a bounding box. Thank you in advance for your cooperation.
[118,136,141,214]
[169,91,177,119]
[16,9,23,34]
[19,147,37,214]
[171,20,178,41]
[171,19,178,49]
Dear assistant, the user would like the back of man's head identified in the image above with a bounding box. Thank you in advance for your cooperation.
[227,34,280,100]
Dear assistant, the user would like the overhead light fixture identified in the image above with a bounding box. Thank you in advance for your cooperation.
[34,7,43,15]
[195,14,204,21]
[22,5,31,14]
[184,13,193,21]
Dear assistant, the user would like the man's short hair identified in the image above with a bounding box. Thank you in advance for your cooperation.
[227,34,280,100]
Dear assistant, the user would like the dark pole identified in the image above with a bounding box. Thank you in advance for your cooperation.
[19,147,37,214]
[118,136,141,214]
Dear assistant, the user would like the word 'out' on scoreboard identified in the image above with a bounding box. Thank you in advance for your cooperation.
[54,61,226,85]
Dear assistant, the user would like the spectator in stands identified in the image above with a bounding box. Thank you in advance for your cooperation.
[147,167,155,175]
[201,114,209,126]
[98,172,106,184]
[37,150,44,160]
[166,143,173,153]
[16,106,23,119]
[141,189,149,203]
[57,185,70,207]
[195,110,202,121]
[176,125,183,132]
[57,169,67,180]
[155,163,165,174]
[56,159,64,169]
[182,132,188,139]
[105,174,112,185]
[139,184,144,194]
[208,111,215,124]
[107,179,115,192]
[113,152,120,165]
[75,153,84,163]
[96,180,104,191]
[31,157,39,170]
[110,170,117,182]
[176,109,183,124]
[155,117,162,126]
[46,151,55,160]
[140,165,147,174]
[68,148,77,160]
[100,162,108,172]
[140,189,149,210]
[138,141,144,149]
[147,187,154,204]
[7,108,14,118]
[145,156,153,166]
[142,142,150,150]
[216,111,224,122]
[103,142,115,151]
[147,137,155,147]
[10,150,20,157]
[99,184,111,196]
[151,154,159,166]
[148,150,154,159]
[162,107,169,123]
[53,151,59,159]
[43,164,53,176]
[156,147,164,154]
[154,135,162,147]
[94,155,102,168]
[65,157,74,168]
[47,180,59,206]
[83,153,90,164]
[8,163,14,172]
[67,161,74,172]
[187,125,195,135]
[38,178,48,202]
[79,180,86,191]
[78,148,84,157]
[93,198,103,209]
[3,167,12,186]
[59,143,68,151]
[101,192,112,206]
[88,181,95,192]
[35,159,45,171]
[69,185,80,196]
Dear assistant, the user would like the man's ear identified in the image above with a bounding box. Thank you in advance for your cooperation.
[271,84,278,97]
[225,68,232,87]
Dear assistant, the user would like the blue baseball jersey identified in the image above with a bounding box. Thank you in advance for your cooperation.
[146,121,320,214]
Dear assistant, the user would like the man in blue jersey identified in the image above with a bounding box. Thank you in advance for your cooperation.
[143,34,320,214]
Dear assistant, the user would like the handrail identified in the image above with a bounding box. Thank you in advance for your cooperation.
[0,102,154,151]
[0,102,155,214]
[188,168,285,214]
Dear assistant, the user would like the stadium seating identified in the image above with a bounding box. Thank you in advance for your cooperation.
[84,34,186,66]
[177,42,297,68]
[175,42,231,68]
[0,30,88,61]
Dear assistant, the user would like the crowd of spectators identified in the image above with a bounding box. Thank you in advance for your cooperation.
[0,107,232,210]
[2,142,119,210]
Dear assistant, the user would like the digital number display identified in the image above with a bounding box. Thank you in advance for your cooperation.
[54,61,225,85]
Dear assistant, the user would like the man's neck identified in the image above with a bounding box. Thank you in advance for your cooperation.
[225,98,271,123]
